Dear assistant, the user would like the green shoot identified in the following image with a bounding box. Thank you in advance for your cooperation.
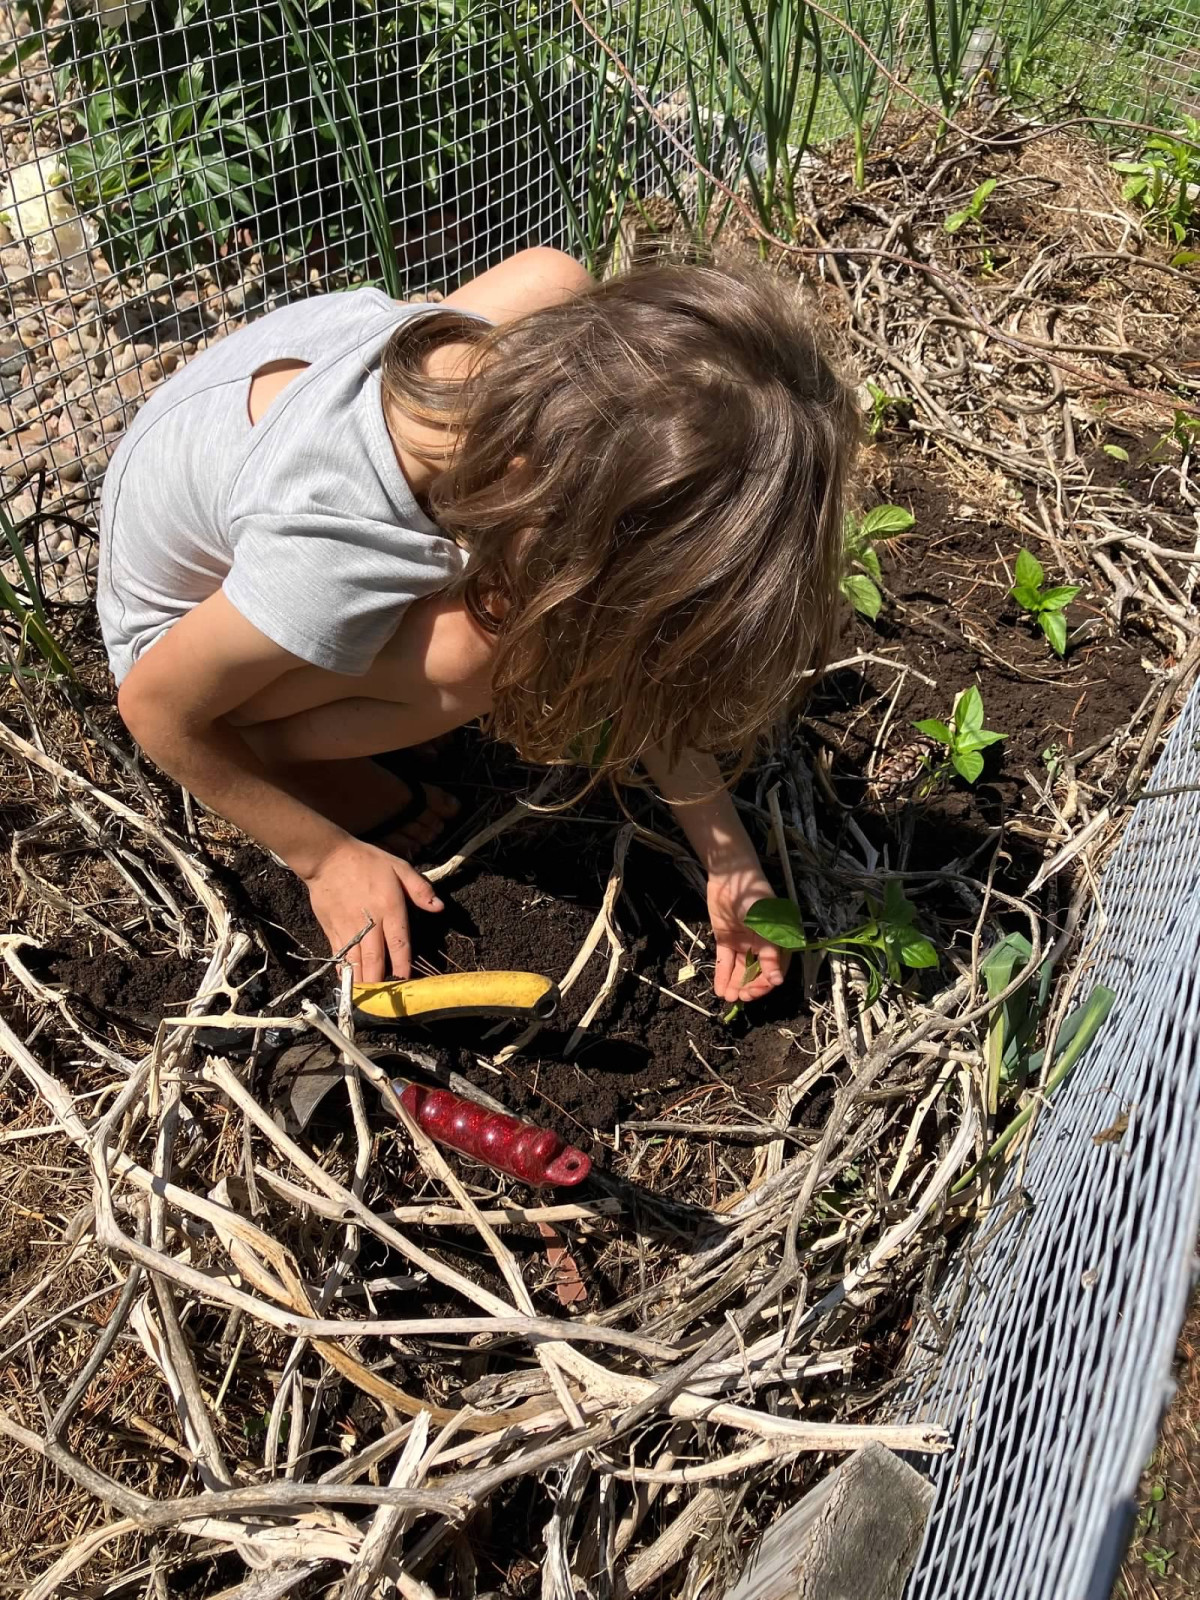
[828,0,895,189]
[1148,408,1200,465]
[980,931,1039,1115]
[744,880,938,1003]
[687,0,823,235]
[0,495,72,679]
[1009,548,1081,657]
[864,380,913,438]
[914,685,1006,786]
[1112,117,1200,247]
[1102,443,1130,463]
[952,984,1117,1194]
[921,0,993,115]
[944,176,996,235]
[841,503,913,621]
[721,954,761,1024]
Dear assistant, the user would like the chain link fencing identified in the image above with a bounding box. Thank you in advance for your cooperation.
[1,3,1199,1596]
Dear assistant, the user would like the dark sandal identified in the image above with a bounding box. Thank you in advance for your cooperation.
[357,776,429,845]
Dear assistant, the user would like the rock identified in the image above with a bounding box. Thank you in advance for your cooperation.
[114,368,145,403]
[5,491,36,525]
[50,334,84,373]
[146,272,168,291]
[0,340,28,398]
[1,424,50,481]
[0,223,12,248]
[132,340,154,361]
[36,530,68,566]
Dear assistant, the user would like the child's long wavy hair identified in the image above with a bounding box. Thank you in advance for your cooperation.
[381,259,859,787]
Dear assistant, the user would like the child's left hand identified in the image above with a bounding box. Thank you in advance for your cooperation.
[706,864,789,1004]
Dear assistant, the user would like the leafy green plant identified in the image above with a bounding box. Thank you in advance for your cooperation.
[0,496,72,679]
[827,0,895,189]
[1112,117,1200,246]
[1148,407,1200,464]
[1142,1545,1175,1579]
[840,503,913,621]
[686,0,823,234]
[1009,548,1080,657]
[864,380,913,438]
[30,0,560,283]
[921,0,994,114]
[952,981,1116,1194]
[744,880,939,1001]
[999,0,1076,97]
[914,685,1006,786]
[944,176,996,235]
[652,0,749,240]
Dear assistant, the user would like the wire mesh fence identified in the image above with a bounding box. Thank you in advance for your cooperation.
[898,681,1200,1600]
[2,2,1200,1596]
[1,0,1197,609]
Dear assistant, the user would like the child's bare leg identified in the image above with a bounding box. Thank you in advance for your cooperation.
[234,697,461,854]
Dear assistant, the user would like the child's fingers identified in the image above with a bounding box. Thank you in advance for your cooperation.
[756,944,787,988]
[713,942,737,1000]
[395,859,445,914]
[383,913,412,981]
[352,927,387,986]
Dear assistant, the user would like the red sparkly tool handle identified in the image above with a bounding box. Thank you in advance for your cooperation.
[397,1083,592,1187]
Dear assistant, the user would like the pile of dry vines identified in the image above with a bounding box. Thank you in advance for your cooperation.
[2,90,1200,1600]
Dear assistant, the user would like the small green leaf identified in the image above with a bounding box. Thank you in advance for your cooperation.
[1040,585,1080,610]
[973,178,998,208]
[1102,443,1130,461]
[955,685,984,733]
[743,898,809,949]
[1011,584,1044,614]
[859,545,883,582]
[842,572,882,620]
[958,728,1007,751]
[881,880,916,924]
[1040,609,1068,656]
[859,504,915,539]
[1170,250,1200,268]
[944,208,968,234]
[1121,174,1148,200]
[894,928,939,969]
[1013,549,1044,591]
[952,748,985,784]
[981,931,1034,996]
[913,717,953,745]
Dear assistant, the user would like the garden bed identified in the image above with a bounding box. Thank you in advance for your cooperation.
[3,83,1200,1600]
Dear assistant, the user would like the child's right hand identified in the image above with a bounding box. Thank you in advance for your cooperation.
[302,837,444,983]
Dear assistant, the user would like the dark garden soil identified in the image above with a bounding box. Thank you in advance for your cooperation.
[30,442,1154,1167]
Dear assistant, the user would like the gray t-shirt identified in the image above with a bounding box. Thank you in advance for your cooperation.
[97,288,480,684]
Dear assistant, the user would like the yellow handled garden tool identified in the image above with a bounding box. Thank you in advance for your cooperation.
[349,970,560,1029]
[266,969,589,1187]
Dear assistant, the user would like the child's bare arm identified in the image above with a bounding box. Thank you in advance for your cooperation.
[641,747,787,1004]
[117,590,442,981]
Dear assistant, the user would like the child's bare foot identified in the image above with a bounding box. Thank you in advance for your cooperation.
[357,775,459,856]
[270,756,459,857]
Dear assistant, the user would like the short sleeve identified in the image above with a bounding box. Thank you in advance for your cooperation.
[223,509,466,674]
